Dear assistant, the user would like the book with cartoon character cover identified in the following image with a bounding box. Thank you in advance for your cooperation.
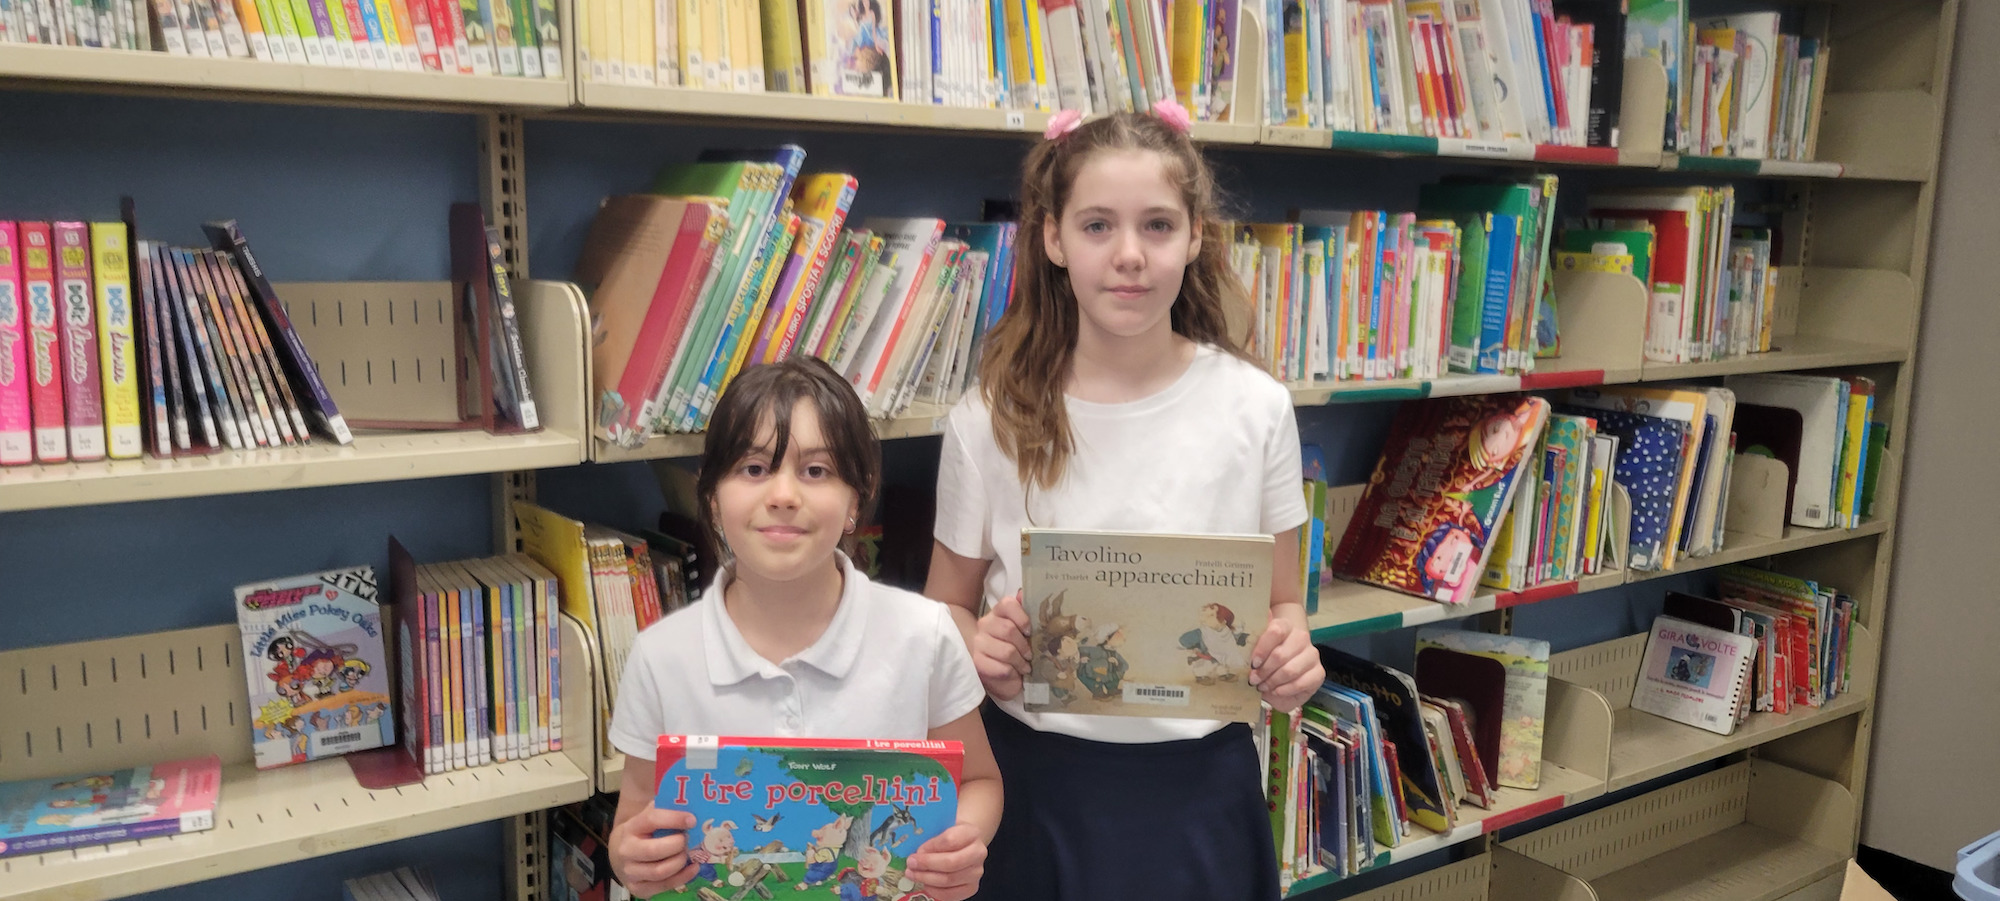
[650,736,961,901]
[235,565,395,770]
[0,755,220,858]
[1019,529,1272,723]
[1331,394,1551,605]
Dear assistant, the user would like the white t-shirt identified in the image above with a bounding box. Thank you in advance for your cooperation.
[933,343,1310,743]
[608,552,986,762]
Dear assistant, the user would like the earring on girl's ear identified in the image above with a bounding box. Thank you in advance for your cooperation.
[845,517,856,534]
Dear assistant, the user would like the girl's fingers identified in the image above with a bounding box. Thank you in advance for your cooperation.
[1249,618,1293,670]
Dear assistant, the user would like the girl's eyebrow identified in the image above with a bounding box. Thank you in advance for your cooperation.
[1071,205,1186,219]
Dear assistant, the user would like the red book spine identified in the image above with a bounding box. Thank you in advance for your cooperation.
[21,224,65,462]
[53,222,106,462]
[613,203,726,440]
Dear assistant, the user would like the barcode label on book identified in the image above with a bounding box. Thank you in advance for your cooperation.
[313,729,368,753]
[1122,683,1191,707]
[180,809,214,832]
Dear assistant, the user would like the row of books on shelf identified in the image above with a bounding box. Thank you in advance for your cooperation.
[1269,564,1859,888]
[0,202,543,466]
[0,217,354,465]
[343,866,446,901]
[1586,184,1781,364]
[583,144,1017,445]
[1279,0,1619,148]
[0,0,568,79]
[1655,6,1830,161]
[1322,378,1883,608]
[512,501,701,741]
[1265,627,1553,886]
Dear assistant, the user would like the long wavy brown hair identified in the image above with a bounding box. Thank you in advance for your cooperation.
[979,112,1252,491]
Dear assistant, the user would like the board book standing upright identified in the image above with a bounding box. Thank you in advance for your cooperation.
[652,736,961,901]
[1019,528,1271,723]
[236,564,395,770]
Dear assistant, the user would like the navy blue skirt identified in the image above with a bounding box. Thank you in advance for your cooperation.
[973,703,1281,901]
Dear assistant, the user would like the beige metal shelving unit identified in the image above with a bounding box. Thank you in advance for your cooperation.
[0,280,589,512]
[0,0,1955,897]
[0,616,596,901]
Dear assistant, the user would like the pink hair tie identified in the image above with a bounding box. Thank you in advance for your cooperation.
[1043,108,1084,141]
[1151,99,1192,134]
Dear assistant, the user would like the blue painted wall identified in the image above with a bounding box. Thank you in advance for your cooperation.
[0,85,1772,898]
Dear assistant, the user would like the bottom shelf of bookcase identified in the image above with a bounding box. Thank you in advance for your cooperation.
[0,752,592,901]
[1500,759,1855,901]
[1286,762,1602,897]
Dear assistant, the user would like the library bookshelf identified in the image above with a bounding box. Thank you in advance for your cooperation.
[0,280,589,513]
[0,0,1958,898]
[0,615,595,900]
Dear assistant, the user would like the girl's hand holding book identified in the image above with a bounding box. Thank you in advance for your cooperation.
[608,805,698,897]
[902,821,990,901]
[971,591,1033,700]
[1249,616,1323,714]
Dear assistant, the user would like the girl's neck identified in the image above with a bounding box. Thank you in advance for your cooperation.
[1068,327,1197,404]
[722,556,847,665]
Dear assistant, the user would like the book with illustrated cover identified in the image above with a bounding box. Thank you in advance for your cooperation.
[1019,528,1271,723]
[825,0,896,98]
[0,755,220,859]
[652,736,961,900]
[236,565,395,769]
[1631,616,1757,735]
[1414,627,1549,790]
[1331,394,1551,605]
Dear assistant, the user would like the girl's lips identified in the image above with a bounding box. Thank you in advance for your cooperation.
[756,526,808,541]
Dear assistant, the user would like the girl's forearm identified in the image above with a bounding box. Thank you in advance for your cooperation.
[957,775,1004,843]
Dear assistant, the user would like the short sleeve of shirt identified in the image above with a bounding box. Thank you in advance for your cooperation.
[607,647,666,761]
[926,604,987,728]
[1263,389,1311,534]
[933,404,993,561]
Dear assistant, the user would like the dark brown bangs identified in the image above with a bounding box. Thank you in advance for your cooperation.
[696,356,882,539]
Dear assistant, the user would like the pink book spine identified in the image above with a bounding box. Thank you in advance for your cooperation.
[0,223,29,464]
[21,223,67,463]
[54,222,106,462]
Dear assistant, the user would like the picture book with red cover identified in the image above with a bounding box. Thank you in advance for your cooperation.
[652,736,962,901]
[1332,394,1552,604]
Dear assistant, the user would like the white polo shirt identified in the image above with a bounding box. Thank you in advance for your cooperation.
[608,552,986,762]
[934,343,1309,744]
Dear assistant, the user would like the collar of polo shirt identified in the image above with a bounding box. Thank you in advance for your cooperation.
[701,550,868,685]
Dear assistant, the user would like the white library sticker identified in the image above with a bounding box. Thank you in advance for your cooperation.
[1022,682,1051,705]
[1005,111,1026,130]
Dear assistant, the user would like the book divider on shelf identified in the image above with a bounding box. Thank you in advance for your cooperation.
[0,280,587,512]
[0,616,595,901]
[1496,759,1856,901]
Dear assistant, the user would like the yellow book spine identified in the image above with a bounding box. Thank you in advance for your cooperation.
[759,0,801,92]
[799,0,827,94]
[708,0,731,89]
[1024,0,1054,110]
[371,0,405,68]
[623,0,651,83]
[655,0,675,83]
[89,223,141,460]
[443,582,463,771]
[1838,391,1867,527]
[727,208,801,383]
[1168,0,1199,110]
[586,0,611,80]
[677,0,705,87]
[727,0,755,90]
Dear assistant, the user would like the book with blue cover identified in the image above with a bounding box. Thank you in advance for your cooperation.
[1554,404,1686,572]
[650,736,961,901]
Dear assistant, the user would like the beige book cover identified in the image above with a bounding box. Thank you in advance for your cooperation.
[1020,528,1272,723]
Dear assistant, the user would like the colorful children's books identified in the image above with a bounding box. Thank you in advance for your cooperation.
[1019,528,1272,723]
[1331,394,1552,604]
[652,736,961,901]
[236,564,395,769]
[1413,627,1550,790]
[1630,615,1757,735]
[0,755,220,859]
